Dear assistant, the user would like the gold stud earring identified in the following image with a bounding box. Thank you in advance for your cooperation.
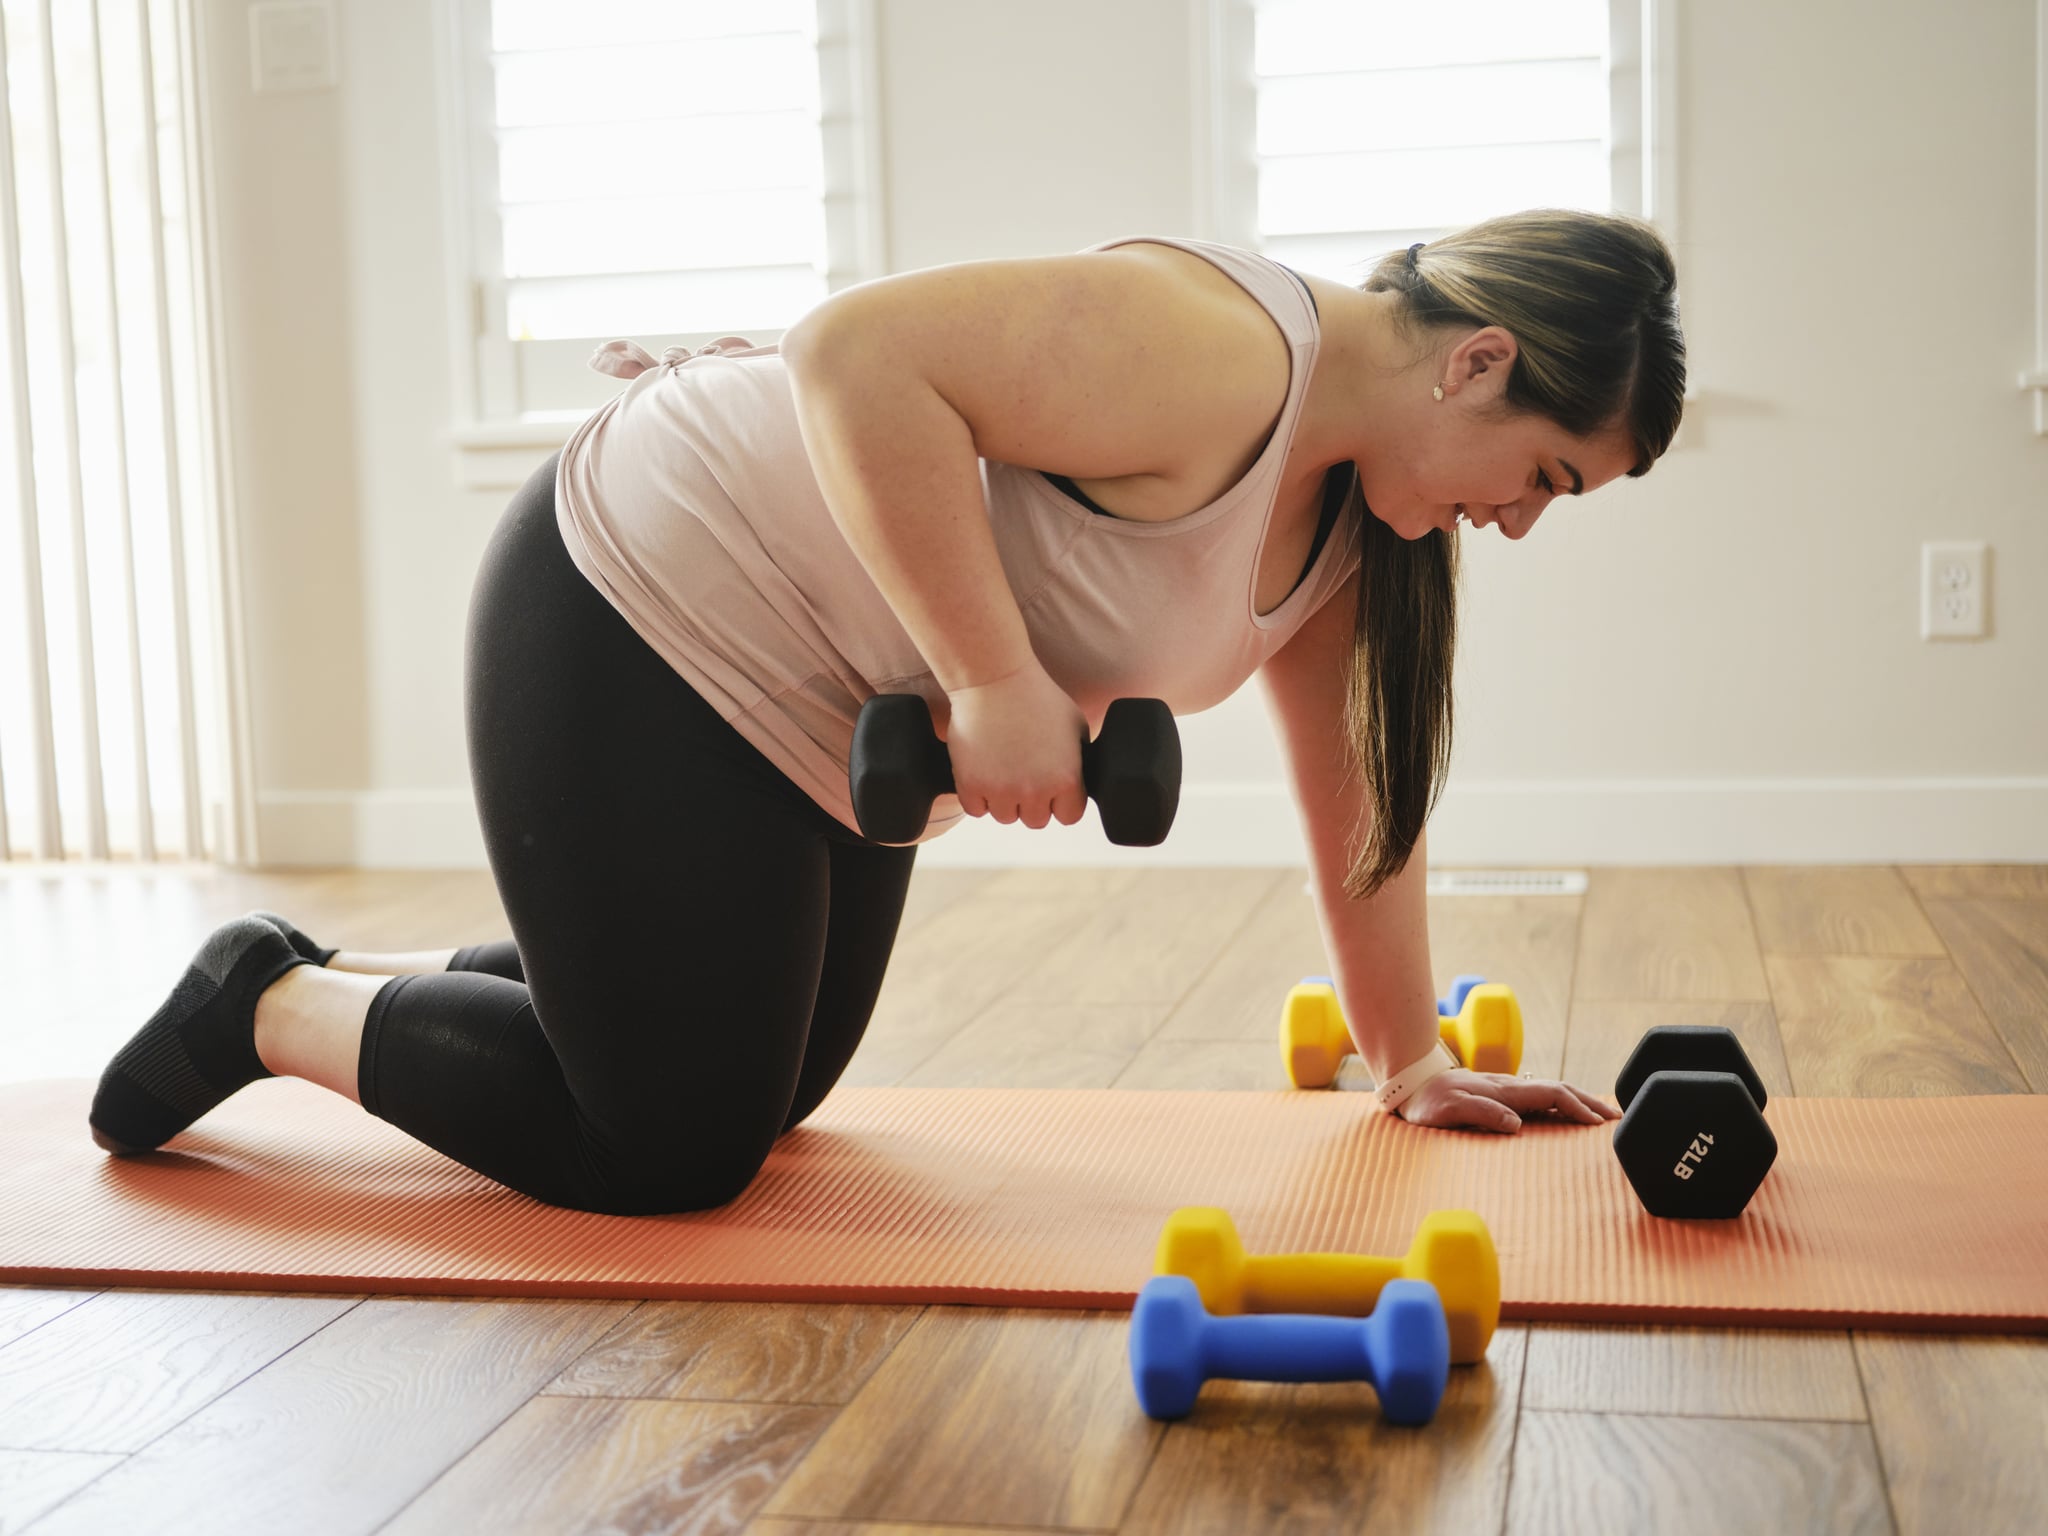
[1433,383,1445,402]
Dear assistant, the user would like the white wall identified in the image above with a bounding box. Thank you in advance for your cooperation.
[203,0,2047,870]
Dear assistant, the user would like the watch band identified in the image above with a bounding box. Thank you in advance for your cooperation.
[1374,1038,1461,1116]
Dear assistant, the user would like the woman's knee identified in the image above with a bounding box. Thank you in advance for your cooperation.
[552,1135,773,1217]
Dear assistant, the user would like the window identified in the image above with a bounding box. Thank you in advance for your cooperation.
[0,0,241,862]
[436,0,884,482]
[1199,0,1678,281]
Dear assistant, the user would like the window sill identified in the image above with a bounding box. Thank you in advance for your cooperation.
[446,414,586,491]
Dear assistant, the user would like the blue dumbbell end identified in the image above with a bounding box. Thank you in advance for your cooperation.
[1300,974,1333,987]
[1364,1278,1452,1425]
[1438,974,1488,1016]
[1130,1275,1207,1419]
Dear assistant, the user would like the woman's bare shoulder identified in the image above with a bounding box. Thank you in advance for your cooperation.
[781,242,1290,491]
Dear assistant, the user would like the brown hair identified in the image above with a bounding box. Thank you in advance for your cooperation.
[1338,208,1686,900]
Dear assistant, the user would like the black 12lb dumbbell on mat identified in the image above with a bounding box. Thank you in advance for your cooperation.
[1611,1025,1778,1219]
[849,692,1182,846]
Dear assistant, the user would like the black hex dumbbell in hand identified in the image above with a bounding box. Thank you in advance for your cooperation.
[1611,1025,1779,1219]
[849,693,1182,846]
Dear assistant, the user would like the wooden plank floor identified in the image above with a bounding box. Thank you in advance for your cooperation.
[1,862,2044,1534]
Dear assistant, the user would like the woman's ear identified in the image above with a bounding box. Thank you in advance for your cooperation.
[1450,326,1518,397]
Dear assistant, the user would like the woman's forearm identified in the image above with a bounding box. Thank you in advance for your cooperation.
[1305,821,1443,1082]
[785,342,1033,694]
[1262,597,1446,1086]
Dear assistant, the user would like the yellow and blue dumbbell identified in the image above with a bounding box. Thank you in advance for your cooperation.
[1153,1205,1500,1365]
[1280,973,1523,1089]
[1129,1274,1450,1423]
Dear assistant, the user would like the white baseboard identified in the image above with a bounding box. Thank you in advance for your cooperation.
[253,777,2048,870]
[257,788,487,869]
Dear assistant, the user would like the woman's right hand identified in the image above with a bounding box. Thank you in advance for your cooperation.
[941,661,1091,831]
[1397,1069,1620,1133]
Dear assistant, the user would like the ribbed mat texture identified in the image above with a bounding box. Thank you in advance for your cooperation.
[4,1079,2044,1331]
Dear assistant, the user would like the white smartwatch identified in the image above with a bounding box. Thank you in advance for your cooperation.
[1374,1038,1461,1116]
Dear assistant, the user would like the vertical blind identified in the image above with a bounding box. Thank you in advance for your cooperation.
[1252,0,1612,278]
[0,0,230,863]
[482,0,830,414]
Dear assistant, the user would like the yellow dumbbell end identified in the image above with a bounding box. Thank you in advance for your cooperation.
[1154,1205,1250,1313]
[1404,1209,1500,1364]
[1440,983,1525,1077]
[1279,980,1348,1089]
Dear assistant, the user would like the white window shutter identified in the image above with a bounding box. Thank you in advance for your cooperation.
[442,0,881,454]
[1241,0,1626,281]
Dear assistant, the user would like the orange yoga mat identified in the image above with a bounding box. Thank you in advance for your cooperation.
[3,1078,2045,1333]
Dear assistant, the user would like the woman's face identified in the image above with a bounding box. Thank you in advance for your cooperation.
[1359,326,1641,542]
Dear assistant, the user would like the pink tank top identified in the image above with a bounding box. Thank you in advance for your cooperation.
[552,234,1365,842]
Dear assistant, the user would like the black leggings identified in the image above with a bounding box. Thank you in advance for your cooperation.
[355,452,917,1215]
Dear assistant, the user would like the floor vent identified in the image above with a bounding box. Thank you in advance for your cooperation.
[1425,870,1589,896]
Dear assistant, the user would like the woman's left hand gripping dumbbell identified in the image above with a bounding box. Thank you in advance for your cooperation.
[942,658,1092,832]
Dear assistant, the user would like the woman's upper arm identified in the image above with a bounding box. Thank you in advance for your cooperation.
[778,248,1281,486]
[1258,585,1361,798]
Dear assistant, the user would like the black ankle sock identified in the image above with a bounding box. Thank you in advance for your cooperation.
[251,909,339,968]
[90,914,312,1154]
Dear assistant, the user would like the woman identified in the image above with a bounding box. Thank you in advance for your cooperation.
[89,208,1682,1215]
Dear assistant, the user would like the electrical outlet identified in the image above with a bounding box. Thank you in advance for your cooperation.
[1921,542,1989,640]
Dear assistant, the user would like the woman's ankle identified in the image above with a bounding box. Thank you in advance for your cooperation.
[325,948,459,975]
[251,964,385,1103]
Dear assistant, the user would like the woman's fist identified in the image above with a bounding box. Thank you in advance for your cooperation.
[943,662,1090,831]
